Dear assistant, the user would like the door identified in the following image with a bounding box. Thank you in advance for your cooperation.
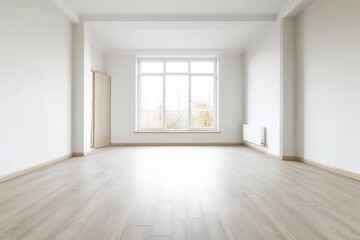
[93,71,111,148]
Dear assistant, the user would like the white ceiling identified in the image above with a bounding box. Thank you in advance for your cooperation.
[57,0,289,16]
[88,21,273,51]
[54,0,302,52]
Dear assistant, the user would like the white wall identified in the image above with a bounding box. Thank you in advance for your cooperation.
[73,24,105,154]
[281,18,296,156]
[105,53,244,144]
[73,22,93,154]
[91,40,104,72]
[296,0,360,174]
[0,0,73,176]
[244,22,282,156]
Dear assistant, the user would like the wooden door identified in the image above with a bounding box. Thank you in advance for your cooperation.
[93,72,111,148]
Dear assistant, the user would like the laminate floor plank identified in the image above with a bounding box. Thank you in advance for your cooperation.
[185,185,203,218]
[197,186,228,240]
[151,202,172,236]
[188,218,210,240]
[171,199,190,240]
[120,227,152,240]
[150,237,170,240]
[137,193,160,227]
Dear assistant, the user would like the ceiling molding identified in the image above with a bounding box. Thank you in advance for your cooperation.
[103,48,244,55]
[50,0,79,23]
[81,14,276,22]
[285,0,314,17]
[278,0,314,18]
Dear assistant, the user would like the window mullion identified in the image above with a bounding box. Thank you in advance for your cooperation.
[162,62,166,130]
[215,60,218,131]
[137,61,141,131]
[188,61,192,130]
[216,62,218,131]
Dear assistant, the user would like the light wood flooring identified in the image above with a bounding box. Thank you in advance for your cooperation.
[1,146,360,240]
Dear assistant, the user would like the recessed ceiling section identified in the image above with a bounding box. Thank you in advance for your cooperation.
[88,21,272,52]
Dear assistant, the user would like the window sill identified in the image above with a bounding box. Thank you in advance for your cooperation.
[134,131,221,134]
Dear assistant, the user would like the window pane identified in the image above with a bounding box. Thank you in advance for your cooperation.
[166,62,189,73]
[191,111,214,128]
[165,76,188,130]
[166,76,188,111]
[166,111,188,130]
[140,76,163,110]
[140,76,163,129]
[191,62,214,74]
[191,76,214,111]
[140,62,164,73]
[141,111,163,128]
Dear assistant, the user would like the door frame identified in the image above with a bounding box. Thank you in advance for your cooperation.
[91,70,111,148]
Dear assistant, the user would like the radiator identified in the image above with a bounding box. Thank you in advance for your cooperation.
[243,124,266,147]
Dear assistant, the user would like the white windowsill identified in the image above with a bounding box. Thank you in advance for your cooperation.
[134,131,221,133]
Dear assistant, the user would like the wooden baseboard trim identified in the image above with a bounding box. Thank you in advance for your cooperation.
[111,142,243,146]
[298,157,360,182]
[267,152,282,160]
[243,145,360,182]
[282,155,299,161]
[242,142,282,160]
[73,152,85,157]
[242,142,266,152]
[0,153,73,183]
[73,149,94,157]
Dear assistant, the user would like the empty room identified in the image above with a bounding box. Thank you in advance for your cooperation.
[1,0,360,239]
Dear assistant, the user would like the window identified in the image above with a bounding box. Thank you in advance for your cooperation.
[136,57,218,132]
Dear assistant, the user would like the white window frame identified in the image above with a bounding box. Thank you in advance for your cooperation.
[136,56,219,132]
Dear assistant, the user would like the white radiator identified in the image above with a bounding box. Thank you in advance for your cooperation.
[243,124,266,147]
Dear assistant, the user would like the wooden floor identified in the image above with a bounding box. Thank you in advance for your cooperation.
[1,146,360,240]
